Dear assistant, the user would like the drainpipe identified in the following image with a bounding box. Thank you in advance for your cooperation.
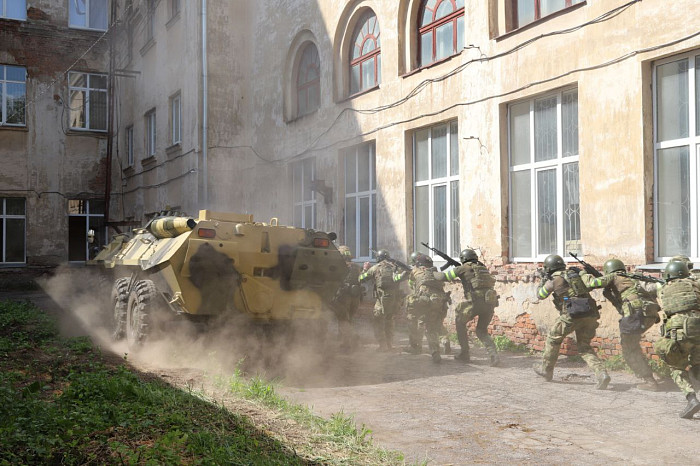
[201,0,208,208]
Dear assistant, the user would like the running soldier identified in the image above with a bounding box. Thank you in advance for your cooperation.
[534,254,611,389]
[654,260,700,419]
[359,250,407,351]
[438,248,500,366]
[331,246,362,351]
[582,258,661,390]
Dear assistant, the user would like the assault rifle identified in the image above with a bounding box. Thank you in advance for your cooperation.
[370,249,411,272]
[421,242,460,271]
[623,272,665,285]
[569,253,623,310]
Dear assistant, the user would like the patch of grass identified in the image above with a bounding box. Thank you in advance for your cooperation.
[0,299,312,465]
[602,354,631,372]
[218,367,402,465]
[492,335,528,353]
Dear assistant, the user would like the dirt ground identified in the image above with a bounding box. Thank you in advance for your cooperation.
[9,289,700,465]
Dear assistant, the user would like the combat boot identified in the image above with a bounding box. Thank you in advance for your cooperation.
[443,340,452,355]
[680,393,700,419]
[431,351,442,364]
[404,345,421,355]
[533,362,553,382]
[489,353,501,367]
[636,376,660,392]
[454,351,470,363]
[595,371,611,390]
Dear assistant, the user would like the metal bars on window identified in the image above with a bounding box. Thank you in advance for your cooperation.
[344,142,377,260]
[68,72,107,131]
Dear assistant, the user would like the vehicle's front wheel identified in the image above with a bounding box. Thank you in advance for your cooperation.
[111,277,129,340]
[126,280,162,350]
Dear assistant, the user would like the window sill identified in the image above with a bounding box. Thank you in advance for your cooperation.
[0,124,28,132]
[66,129,108,138]
[496,1,586,41]
[165,143,181,156]
[339,85,380,103]
[122,165,135,175]
[68,25,108,33]
[141,156,157,167]
[166,11,181,29]
[140,39,156,57]
[402,51,463,78]
[286,108,319,124]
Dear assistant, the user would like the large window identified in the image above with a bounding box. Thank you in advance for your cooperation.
[170,93,181,145]
[0,65,26,126]
[0,198,26,264]
[68,200,105,262]
[419,0,464,67]
[69,0,108,31]
[68,72,107,131]
[292,158,316,228]
[414,121,461,259]
[126,125,134,166]
[511,0,584,29]
[508,89,580,260]
[654,52,700,260]
[145,109,156,157]
[350,10,381,95]
[344,142,377,260]
[1,0,26,20]
[146,0,156,42]
[296,43,320,117]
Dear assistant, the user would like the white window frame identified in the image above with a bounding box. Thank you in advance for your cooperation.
[291,158,316,229]
[68,199,105,263]
[68,71,108,131]
[170,93,181,145]
[126,125,134,166]
[1,0,26,21]
[413,120,461,261]
[508,88,580,262]
[145,109,156,157]
[0,197,26,264]
[146,0,156,41]
[0,64,26,126]
[69,0,108,31]
[653,51,700,262]
[344,142,377,261]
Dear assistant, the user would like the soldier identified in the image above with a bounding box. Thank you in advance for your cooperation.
[654,260,700,419]
[671,255,700,281]
[331,246,362,351]
[359,250,406,351]
[438,248,500,366]
[534,254,610,389]
[582,259,661,390]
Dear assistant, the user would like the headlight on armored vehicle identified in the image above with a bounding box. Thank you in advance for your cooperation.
[313,238,330,248]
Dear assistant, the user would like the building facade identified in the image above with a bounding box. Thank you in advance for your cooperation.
[3,0,700,349]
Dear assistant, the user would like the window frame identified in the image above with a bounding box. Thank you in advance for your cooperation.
[511,0,583,30]
[68,71,108,132]
[0,197,26,264]
[344,142,377,261]
[349,10,381,96]
[507,87,580,262]
[170,93,181,145]
[67,199,105,263]
[69,0,108,31]
[169,0,180,19]
[0,64,26,127]
[1,0,26,21]
[291,158,317,229]
[296,43,321,118]
[126,125,134,166]
[413,120,461,261]
[145,109,156,157]
[652,51,700,262]
[418,0,465,67]
[146,0,156,42]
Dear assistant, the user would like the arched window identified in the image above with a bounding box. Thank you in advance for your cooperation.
[419,0,464,67]
[350,11,381,95]
[296,43,320,117]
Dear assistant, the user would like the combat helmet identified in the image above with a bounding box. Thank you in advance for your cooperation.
[338,245,353,261]
[603,258,625,274]
[409,251,421,266]
[459,249,478,264]
[376,250,390,262]
[671,255,694,270]
[664,260,690,281]
[543,254,566,274]
[416,254,433,268]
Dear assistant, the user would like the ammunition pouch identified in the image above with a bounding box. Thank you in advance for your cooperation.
[619,311,645,335]
[654,337,685,367]
[484,289,499,307]
[564,297,594,319]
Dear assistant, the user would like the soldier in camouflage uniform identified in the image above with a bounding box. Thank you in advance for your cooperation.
[437,249,500,366]
[654,260,700,419]
[331,246,362,351]
[582,258,661,390]
[534,254,611,389]
[359,250,406,351]
[671,255,700,281]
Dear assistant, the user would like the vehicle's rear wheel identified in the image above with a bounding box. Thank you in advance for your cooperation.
[111,277,129,340]
[126,280,162,350]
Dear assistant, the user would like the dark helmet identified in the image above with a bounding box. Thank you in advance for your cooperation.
[603,258,625,274]
[409,251,421,266]
[376,250,390,262]
[459,248,478,264]
[671,255,694,270]
[543,254,566,274]
[664,260,690,281]
[416,254,433,268]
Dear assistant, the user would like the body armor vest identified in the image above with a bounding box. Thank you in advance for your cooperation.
[375,261,397,290]
[661,279,700,315]
[412,267,443,293]
[469,263,495,290]
[557,269,590,298]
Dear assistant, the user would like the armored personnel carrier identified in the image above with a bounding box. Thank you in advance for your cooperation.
[96,210,346,350]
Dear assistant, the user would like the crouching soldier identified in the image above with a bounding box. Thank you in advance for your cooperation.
[438,249,500,366]
[583,259,661,390]
[331,246,362,351]
[655,260,700,419]
[534,254,610,389]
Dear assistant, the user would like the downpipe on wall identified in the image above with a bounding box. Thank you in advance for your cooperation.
[202,0,208,209]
